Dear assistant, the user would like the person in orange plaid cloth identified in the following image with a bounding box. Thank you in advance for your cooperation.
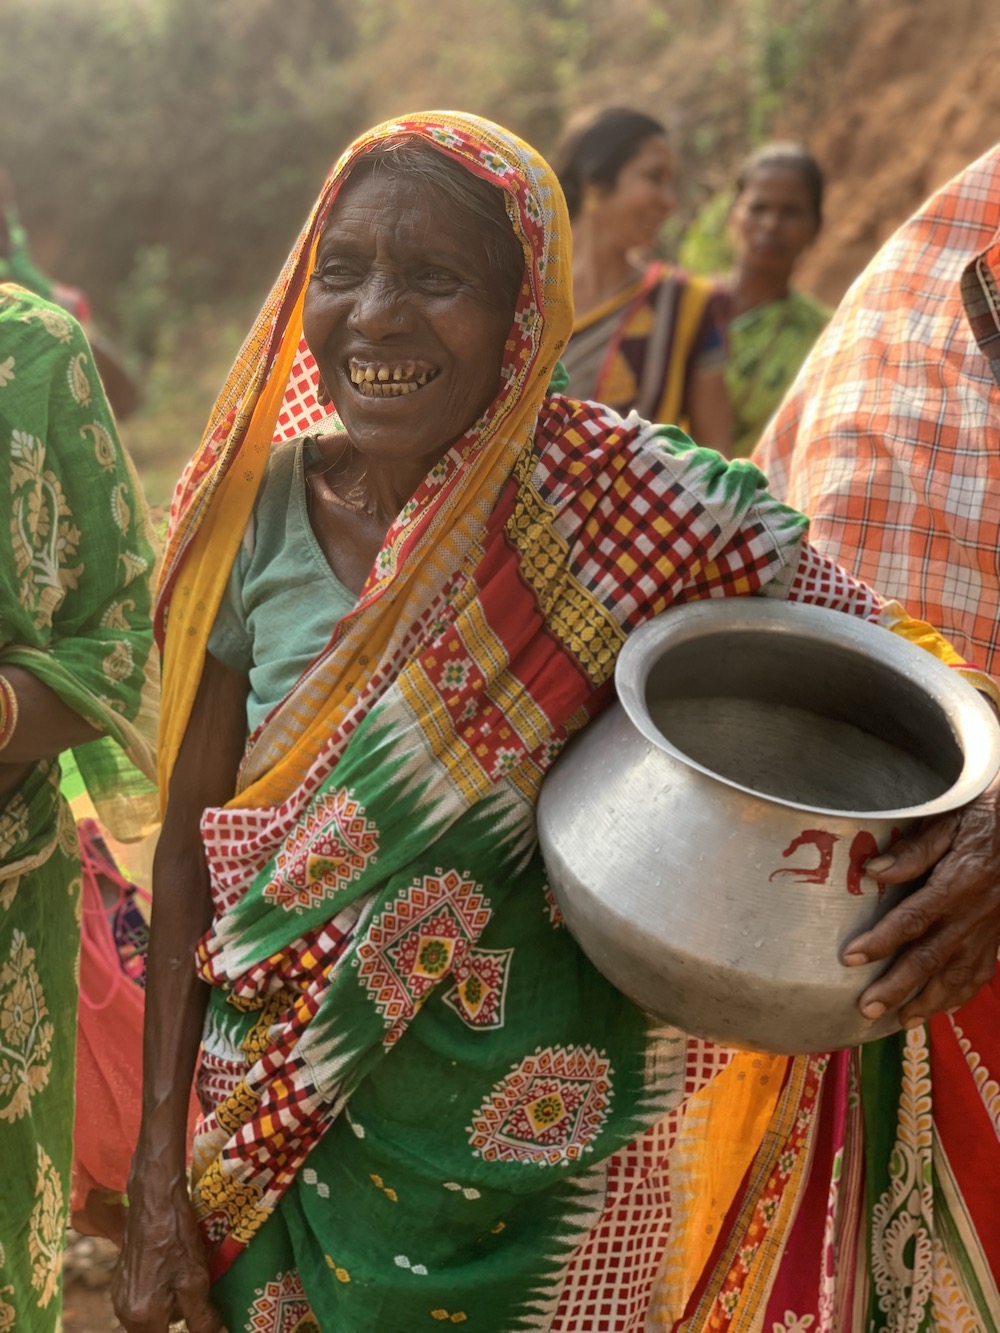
[755,144,1000,1330]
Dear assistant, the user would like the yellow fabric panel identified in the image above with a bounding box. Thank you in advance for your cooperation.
[655,277,712,428]
[156,280,308,808]
[648,1051,786,1324]
[880,598,1000,709]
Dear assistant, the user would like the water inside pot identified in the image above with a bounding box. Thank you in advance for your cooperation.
[648,696,949,810]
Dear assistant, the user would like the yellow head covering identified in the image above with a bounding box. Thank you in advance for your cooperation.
[156,112,573,810]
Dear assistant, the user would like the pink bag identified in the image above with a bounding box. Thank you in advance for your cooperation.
[72,821,149,1211]
[72,821,198,1221]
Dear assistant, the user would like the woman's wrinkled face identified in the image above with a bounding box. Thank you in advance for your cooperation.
[730,165,820,276]
[303,167,518,468]
[592,134,675,253]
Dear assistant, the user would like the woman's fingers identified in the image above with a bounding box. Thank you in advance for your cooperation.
[859,808,961,886]
[174,1246,225,1333]
[845,860,965,967]
[112,1191,220,1333]
[854,921,992,1017]
[842,779,1000,1021]
[894,952,996,1028]
[109,1291,171,1333]
[176,1285,227,1333]
[114,1262,222,1333]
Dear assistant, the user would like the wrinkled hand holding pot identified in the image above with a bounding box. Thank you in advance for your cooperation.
[537,600,1000,1053]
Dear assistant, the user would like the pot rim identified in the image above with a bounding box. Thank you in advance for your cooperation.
[616,599,1000,820]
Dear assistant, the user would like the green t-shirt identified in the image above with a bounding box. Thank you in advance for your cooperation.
[208,438,355,734]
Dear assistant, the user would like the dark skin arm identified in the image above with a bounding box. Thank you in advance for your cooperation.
[847,772,1000,1026]
[0,665,103,797]
[112,652,248,1333]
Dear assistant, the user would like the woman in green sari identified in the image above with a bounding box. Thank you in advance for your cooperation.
[721,144,831,458]
[0,285,158,1332]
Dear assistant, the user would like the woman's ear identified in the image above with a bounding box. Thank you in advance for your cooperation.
[317,377,332,407]
[583,183,604,215]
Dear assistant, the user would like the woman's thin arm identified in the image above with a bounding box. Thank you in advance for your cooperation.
[113,652,248,1333]
[0,665,104,795]
[686,366,733,458]
[0,665,102,756]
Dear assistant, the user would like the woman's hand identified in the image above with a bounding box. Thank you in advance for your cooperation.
[112,1171,225,1333]
[842,773,1000,1026]
[112,651,247,1333]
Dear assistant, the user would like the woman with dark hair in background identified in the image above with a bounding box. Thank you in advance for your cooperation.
[721,143,831,457]
[555,107,732,453]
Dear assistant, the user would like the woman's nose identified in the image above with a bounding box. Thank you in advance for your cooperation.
[347,271,409,338]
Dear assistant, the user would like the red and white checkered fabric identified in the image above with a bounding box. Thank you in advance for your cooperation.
[272,337,337,443]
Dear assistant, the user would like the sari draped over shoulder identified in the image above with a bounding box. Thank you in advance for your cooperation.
[724,286,831,459]
[0,285,158,1333]
[562,261,727,430]
[156,116,997,1331]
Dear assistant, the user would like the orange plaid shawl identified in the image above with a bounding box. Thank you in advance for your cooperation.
[755,145,1000,681]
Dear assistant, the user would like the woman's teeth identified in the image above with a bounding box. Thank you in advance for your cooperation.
[349,363,436,396]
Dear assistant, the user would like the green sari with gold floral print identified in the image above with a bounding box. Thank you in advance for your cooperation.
[0,285,157,1332]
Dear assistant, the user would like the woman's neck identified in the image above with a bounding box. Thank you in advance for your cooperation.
[729,258,793,317]
[310,435,437,527]
[571,217,646,318]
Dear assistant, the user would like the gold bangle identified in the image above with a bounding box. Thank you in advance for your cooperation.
[0,674,19,752]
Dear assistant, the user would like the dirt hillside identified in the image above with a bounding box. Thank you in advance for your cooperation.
[777,0,1000,301]
[529,0,1000,305]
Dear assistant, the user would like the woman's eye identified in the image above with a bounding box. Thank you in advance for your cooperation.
[314,260,359,285]
[415,268,459,290]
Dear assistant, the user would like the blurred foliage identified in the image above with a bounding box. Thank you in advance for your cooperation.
[114,245,175,368]
[745,0,842,143]
[0,0,855,404]
[1,0,364,316]
[0,0,861,504]
[677,187,736,276]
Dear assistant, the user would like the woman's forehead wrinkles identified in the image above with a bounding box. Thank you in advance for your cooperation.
[320,212,468,266]
[323,180,493,257]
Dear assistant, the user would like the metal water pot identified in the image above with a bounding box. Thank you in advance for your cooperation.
[537,599,1000,1054]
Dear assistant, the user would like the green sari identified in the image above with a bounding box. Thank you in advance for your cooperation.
[0,285,157,1332]
[726,287,830,458]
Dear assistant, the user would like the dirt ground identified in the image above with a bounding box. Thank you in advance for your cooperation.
[63,1234,118,1333]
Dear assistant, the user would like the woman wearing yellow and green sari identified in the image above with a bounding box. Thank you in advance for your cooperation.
[113,114,1000,1333]
[0,285,158,1332]
[721,144,832,458]
[555,108,733,455]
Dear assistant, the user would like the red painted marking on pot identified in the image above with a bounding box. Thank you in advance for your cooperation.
[769,829,839,885]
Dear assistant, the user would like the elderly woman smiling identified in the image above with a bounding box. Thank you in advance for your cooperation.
[114,114,1000,1333]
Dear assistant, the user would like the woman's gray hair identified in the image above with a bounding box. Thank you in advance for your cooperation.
[346,139,526,306]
